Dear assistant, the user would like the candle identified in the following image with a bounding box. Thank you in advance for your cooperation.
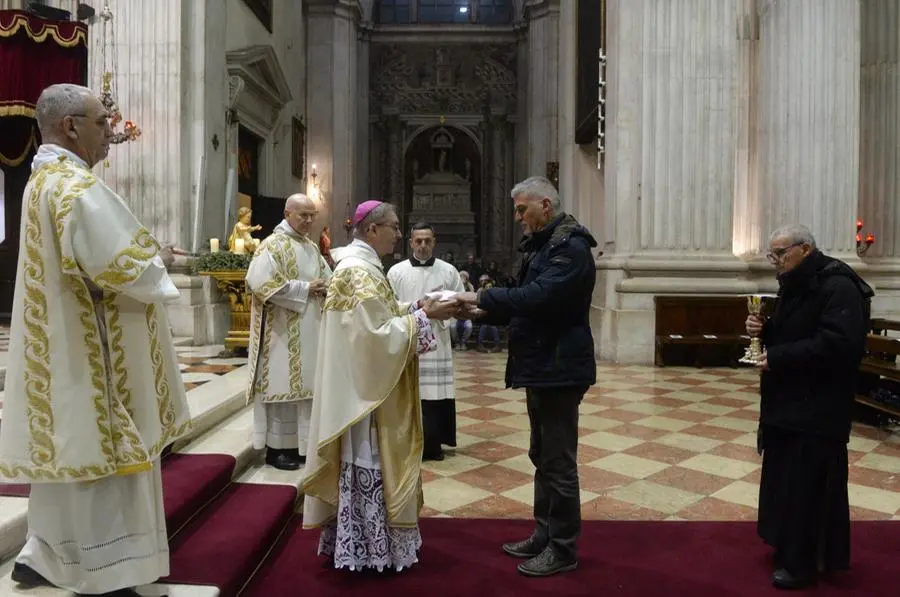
[210,238,220,253]
[233,238,245,254]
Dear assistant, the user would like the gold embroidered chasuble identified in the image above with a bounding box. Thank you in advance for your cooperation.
[302,244,425,529]
[245,224,330,405]
[0,154,192,483]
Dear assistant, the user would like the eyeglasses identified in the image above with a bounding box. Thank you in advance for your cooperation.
[766,242,803,264]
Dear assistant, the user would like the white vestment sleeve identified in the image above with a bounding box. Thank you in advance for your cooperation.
[268,279,311,312]
[63,180,180,304]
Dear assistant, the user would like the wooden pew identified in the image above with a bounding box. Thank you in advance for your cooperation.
[654,296,751,367]
[870,318,900,336]
[857,333,900,419]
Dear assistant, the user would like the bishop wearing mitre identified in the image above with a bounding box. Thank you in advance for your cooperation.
[387,221,464,461]
[302,201,459,572]
[0,84,191,596]
[245,193,330,470]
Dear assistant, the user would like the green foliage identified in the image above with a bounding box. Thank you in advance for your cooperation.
[192,251,251,274]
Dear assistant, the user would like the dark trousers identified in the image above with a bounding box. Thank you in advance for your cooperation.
[526,386,584,561]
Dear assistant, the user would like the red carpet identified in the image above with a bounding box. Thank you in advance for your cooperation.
[0,483,29,497]
[165,482,297,597]
[243,517,900,597]
[162,453,235,538]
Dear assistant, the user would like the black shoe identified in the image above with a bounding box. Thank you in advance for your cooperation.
[286,448,306,466]
[423,450,445,462]
[265,450,301,471]
[772,568,816,590]
[502,535,547,559]
[81,589,167,597]
[11,563,52,587]
[517,547,578,577]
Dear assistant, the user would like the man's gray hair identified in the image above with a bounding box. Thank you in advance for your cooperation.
[510,176,561,211]
[769,224,817,249]
[353,203,397,238]
[35,84,93,137]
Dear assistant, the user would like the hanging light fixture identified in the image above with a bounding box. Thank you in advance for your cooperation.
[98,2,140,146]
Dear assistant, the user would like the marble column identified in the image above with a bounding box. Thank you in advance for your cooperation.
[87,0,194,249]
[756,0,860,257]
[523,0,560,176]
[859,0,900,260]
[635,0,738,259]
[306,0,361,240]
[732,0,761,257]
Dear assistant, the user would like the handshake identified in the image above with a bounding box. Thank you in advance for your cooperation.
[418,291,485,322]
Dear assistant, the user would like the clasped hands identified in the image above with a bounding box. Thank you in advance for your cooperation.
[419,291,485,322]
[308,278,328,299]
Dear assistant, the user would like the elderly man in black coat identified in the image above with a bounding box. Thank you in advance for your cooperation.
[747,224,873,590]
[458,175,597,578]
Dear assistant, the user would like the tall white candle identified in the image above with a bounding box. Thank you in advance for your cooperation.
[210,238,219,252]
[233,238,245,254]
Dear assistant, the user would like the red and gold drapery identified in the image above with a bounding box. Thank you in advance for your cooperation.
[0,10,87,167]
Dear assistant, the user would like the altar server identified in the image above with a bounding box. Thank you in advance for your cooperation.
[0,83,191,596]
[388,221,464,460]
[246,193,330,470]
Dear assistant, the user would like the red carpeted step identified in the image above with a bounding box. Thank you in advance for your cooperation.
[162,453,236,538]
[0,483,30,497]
[165,482,297,597]
[243,516,900,597]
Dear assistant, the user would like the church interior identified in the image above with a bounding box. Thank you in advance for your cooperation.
[1,0,900,595]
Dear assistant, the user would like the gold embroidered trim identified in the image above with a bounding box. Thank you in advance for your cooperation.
[94,228,159,290]
[324,267,397,313]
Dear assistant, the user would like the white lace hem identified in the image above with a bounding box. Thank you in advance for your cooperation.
[316,462,422,572]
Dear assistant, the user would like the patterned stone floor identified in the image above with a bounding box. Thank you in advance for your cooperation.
[422,351,900,522]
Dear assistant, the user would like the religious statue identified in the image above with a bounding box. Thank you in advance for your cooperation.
[464,158,471,181]
[438,150,447,172]
[412,158,420,179]
[319,226,335,269]
[228,206,262,253]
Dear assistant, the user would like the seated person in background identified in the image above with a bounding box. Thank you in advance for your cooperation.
[476,274,502,352]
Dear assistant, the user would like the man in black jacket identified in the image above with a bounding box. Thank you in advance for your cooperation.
[458,175,597,578]
[747,225,873,590]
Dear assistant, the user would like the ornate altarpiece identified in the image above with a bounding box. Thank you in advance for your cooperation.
[369,42,519,264]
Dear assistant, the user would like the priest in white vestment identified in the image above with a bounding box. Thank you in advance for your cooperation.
[0,84,191,596]
[302,201,459,572]
[246,194,330,471]
[387,221,464,461]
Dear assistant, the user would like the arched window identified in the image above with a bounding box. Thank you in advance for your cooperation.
[375,1,513,25]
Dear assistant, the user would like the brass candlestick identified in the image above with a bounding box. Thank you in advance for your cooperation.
[739,295,766,365]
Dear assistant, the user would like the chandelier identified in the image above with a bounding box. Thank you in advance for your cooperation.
[98,2,140,145]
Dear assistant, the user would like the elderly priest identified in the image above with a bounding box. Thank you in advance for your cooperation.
[0,84,191,596]
[245,193,331,470]
[302,200,459,572]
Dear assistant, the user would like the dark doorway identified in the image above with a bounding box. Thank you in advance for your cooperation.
[0,147,35,321]
[238,126,263,197]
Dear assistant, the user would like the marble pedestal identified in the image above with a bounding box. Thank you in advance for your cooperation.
[165,269,230,346]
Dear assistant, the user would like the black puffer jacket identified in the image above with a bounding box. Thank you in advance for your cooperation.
[479,214,597,389]
[761,250,874,442]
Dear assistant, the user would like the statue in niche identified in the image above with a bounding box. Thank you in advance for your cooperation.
[228,206,262,253]
[438,150,447,172]
[464,158,471,181]
[412,158,419,179]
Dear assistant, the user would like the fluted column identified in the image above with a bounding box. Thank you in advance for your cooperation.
[636,0,738,257]
[523,0,560,175]
[732,0,761,256]
[355,23,372,202]
[757,0,860,257]
[87,0,193,248]
[859,0,900,259]
[306,0,362,241]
